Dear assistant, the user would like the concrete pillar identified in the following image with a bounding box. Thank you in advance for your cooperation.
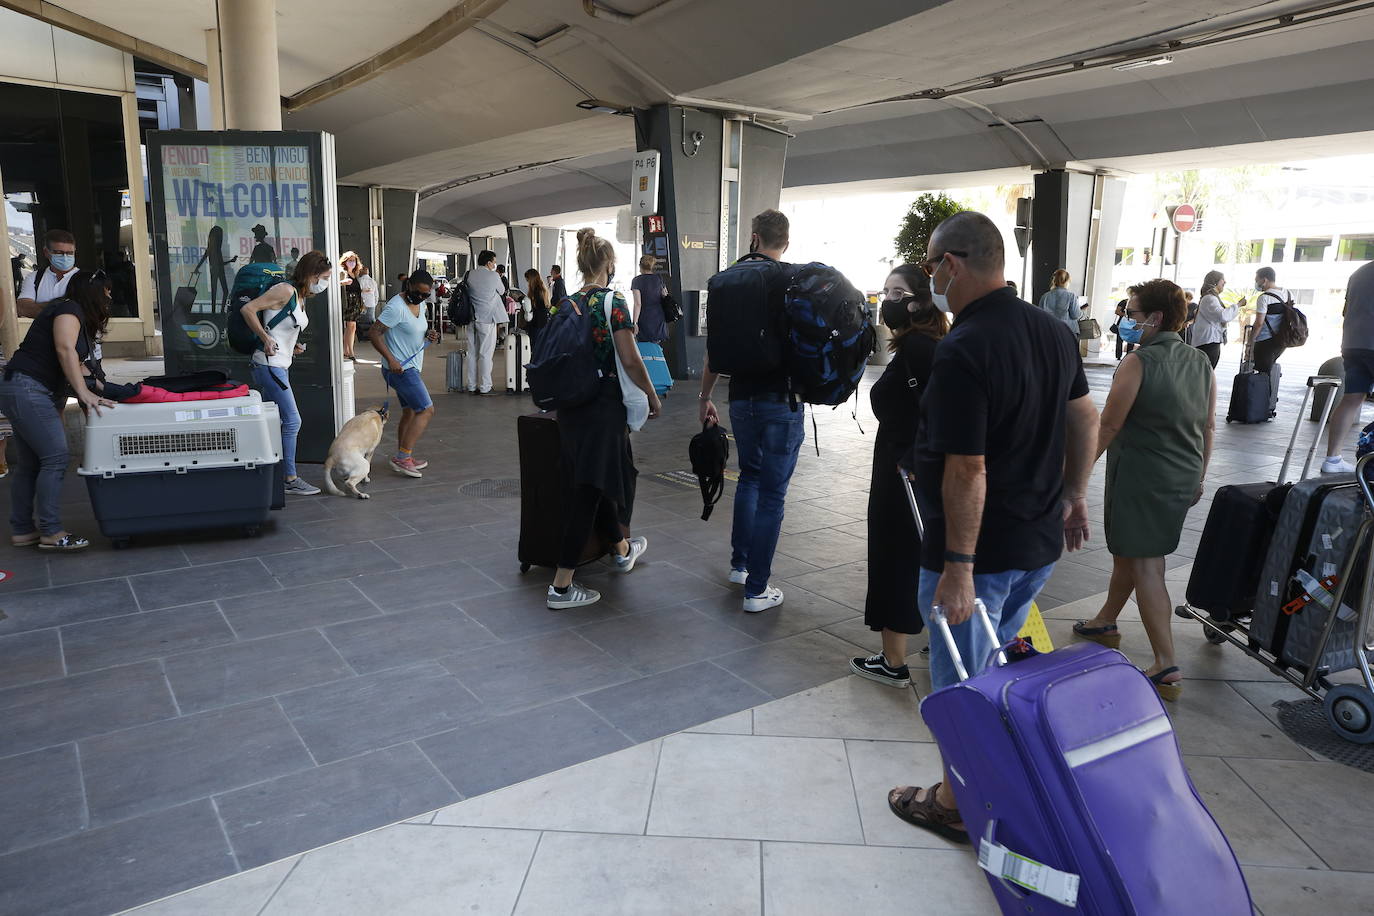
[203,29,226,130]
[215,0,282,130]
[1031,169,1126,330]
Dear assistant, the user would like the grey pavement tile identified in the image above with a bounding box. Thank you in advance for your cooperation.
[131,558,279,611]
[45,542,190,587]
[372,531,474,569]
[0,628,63,689]
[685,710,754,734]
[215,743,459,869]
[278,661,486,763]
[418,698,632,797]
[714,630,868,699]
[648,732,864,843]
[1038,557,1111,603]
[218,578,383,639]
[576,560,732,613]
[129,857,298,916]
[0,660,176,757]
[351,560,506,611]
[515,832,760,916]
[0,577,140,636]
[440,630,636,715]
[164,630,353,714]
[259,542,402,588]
[573,607,760,675]
[1167,680,1312,761]
[762,842,995,915]
[263,823,537,915]
[289,512,417,549]
[81,699,314,826]
[0,744,85,856]
[1244,864,1374,916]
[61,603,233,674]
[0,800,235,916]
[392,499,504,533]
[752,675,929,741]
[1184,756,1324,869]
[783,560,868,611]
[845,739,964,849]
[773,528,868,569]
[321,603,499,673]
[1227,756,1374,872]
[780,502,861,534]
[456,584,626,641]
[579,660,771,742]
[178,523,311,565]
[688,583,858,642]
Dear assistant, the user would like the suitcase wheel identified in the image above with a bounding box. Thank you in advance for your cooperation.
[111,537,131,550]
[1324,685,1374,744]
[520,562,531,573]
[242,525,262,538]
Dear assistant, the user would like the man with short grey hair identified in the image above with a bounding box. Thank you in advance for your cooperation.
[465,250,507,395]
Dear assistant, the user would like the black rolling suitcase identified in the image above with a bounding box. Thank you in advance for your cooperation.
[1227,326,1280,424]
[1186,375,1342,622]
[516,413,619,572]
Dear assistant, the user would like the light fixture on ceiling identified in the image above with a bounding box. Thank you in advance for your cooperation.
[576,99,633,115]
[1112,55,1174,72]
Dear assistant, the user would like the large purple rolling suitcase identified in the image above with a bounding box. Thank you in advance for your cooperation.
[920,605,1251,915]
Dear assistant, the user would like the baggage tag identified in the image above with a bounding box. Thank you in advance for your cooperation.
[978,837,1080,907]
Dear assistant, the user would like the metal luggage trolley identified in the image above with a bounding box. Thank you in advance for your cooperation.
[1177,452,1374,745]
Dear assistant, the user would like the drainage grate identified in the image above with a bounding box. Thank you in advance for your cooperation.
[459,478,522,498]
[119,429,237,456]
[1276,699,1374,772]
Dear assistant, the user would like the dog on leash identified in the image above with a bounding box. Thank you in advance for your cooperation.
[321,406,389,499]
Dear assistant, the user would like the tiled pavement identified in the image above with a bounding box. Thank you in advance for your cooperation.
[2,341,1373,914]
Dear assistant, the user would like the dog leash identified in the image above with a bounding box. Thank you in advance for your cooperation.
[379,340,431,414]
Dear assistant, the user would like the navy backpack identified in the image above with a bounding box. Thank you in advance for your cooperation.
[783,263,875,406]
[527,290,604,411]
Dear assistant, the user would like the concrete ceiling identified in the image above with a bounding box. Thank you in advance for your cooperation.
[35,0,1374,235]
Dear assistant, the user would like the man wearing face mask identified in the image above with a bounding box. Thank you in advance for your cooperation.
[18,230,79,319]
[465,250,507,395]
[886,212,1099,843]
[372,269,441,477]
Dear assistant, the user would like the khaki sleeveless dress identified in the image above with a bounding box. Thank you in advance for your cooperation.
[1104,331,1213,558]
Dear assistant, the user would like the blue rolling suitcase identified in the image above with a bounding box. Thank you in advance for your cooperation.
[637,341,673,396]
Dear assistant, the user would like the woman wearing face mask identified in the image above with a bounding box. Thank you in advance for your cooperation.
[1072,279,1215,702]
[849,264,949,687]
[371,270,441,478]
[241,251,332,496]
[1190,271,1244,370]
[338,251,365,361]
[1112,298,1137,360]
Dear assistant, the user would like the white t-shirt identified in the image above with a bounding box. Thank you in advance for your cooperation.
[19,267,76,303]
[1255,287,1289,342]
[250,293,308,369]
[359,275,379,310]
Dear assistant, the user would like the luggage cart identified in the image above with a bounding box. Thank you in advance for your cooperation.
[1176,451,1374,744]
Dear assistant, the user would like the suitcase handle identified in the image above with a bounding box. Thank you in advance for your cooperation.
[930,600,1006,682]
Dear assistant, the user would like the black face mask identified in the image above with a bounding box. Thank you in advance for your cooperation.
[405,289,428,305]
[881,295,916,331]
[606,270,615,286]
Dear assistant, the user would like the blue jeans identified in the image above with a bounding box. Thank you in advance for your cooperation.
[918,563,1056,690]
[729,398,806,596]
[252,364,300,478]
[0,372,68,536]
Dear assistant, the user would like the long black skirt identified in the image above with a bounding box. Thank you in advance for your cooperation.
[864,436,923,635]
[557,378,637,523]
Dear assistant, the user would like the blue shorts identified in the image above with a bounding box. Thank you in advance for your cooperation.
[382,367,432,411]
[1343,349,1374,396]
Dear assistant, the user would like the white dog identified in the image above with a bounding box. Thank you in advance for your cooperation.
[321,406,388,499]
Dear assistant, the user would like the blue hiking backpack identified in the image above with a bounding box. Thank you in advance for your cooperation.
[783,263,875,406]
[225,263,293,354]
[527,290,605,411]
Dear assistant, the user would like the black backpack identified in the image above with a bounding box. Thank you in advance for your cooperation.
[783,263,875,406]
[527,291,604,411]
[705,253,788,375]
[226,287,296,355]
[449,271,476,326]
[689,422,731,521]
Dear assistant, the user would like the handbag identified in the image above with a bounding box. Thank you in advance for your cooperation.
[603,291,649,432]
[1078,318,1101,340]
[661,288,682,324]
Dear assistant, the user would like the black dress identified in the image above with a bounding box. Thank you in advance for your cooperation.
[865,331,938,635]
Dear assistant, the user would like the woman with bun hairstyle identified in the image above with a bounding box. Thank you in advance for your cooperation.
[545,227,662,610]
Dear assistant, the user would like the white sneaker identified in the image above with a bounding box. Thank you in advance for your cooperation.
[547,581,601,610]
[728,568,748,586]
[1321,456,1357,474]
[743,586,784,614]
[612,537,648,573]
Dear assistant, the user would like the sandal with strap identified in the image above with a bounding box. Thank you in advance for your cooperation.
[1073,620,1121,648]
[1148,666,1183,702]
[887,783,969,845]
[38,534,90,553]
[11,534,39,548]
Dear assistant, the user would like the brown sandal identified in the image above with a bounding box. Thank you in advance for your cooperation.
[887,783,969,844]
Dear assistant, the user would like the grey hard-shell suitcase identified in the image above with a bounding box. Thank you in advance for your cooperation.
[446,350,466,392]
[1249,474,1369,672]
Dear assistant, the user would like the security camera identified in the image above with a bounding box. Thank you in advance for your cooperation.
[690,130,704,144]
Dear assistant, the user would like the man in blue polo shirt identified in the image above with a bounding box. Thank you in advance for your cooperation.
[888,211,1099,844]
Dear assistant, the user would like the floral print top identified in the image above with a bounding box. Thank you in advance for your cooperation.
[551,288,635,376]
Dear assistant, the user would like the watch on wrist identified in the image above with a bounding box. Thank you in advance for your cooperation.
[944,551,977,565]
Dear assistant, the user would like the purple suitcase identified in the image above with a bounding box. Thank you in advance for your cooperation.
[920,605,1251,915]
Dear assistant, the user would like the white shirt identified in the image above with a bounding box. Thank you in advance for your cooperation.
[19,267,75,304]
[359,275,379,310]
[1254,287,1289,343]
[250,293,308,369]
[1190,294,1238,347]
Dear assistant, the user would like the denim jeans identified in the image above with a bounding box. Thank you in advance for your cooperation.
[252,364,300,478]
[729,397,806,596]
[918,563,1056,690]
[0,372,69,536]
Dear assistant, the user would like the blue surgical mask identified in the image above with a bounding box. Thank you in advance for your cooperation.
[49,252,75,272]
[1117,316,1143,344]
[929,259,953,313]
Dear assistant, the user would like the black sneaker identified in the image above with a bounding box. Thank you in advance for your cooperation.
[850,653,911,688]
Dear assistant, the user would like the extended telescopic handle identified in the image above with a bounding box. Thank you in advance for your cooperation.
[929,599,1004,682]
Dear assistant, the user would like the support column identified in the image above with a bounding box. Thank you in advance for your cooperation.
[214,0,282,130]
[1031,169,1126,334]
[203,29,226,130]
[380,188,417,298]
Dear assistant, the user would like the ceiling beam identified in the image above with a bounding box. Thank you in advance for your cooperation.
[0,0,206,79]
[284,0,510,112]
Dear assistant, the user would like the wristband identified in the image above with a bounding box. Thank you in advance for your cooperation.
[944,551,977,565]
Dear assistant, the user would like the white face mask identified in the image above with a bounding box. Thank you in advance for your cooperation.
[929,258,953,313]
[309,278,328,294]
